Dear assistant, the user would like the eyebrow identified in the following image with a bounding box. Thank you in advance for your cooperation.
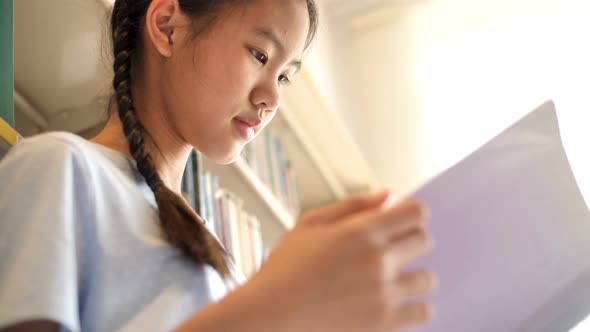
[254,27,303,72]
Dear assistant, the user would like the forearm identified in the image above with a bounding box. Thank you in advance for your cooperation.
[171,277,293,332]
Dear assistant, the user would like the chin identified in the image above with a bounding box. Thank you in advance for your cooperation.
[201,145,242,165]
[216,153,240,165]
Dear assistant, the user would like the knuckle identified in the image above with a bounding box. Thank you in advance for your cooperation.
[390,303,434,330]
[370,294,394,328]
[413,270,435,290]
[344,219,375,245]
[423,231,435,250]
[339,220,364,240]
[298,210,314,223]
[410,303,433,321]
[370,251,393,285]
[348,195,370,209]
[402,199,430,223]
[413,229,433,248]
[426,271,439,291]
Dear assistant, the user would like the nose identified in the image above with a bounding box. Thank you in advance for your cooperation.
[250,79,281,114]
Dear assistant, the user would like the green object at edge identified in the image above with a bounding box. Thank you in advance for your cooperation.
[0,0,14,127]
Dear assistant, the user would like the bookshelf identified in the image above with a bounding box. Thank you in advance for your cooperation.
[198,126,300,253]
[230,158,294,229]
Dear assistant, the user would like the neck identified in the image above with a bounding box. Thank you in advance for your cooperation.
[90,108,192,193]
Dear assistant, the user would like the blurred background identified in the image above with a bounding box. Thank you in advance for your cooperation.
[309,0,590,202]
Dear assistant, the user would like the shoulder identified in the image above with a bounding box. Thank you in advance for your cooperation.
[1,131,134,180]
[0,132,98,210]
[2,131,93,167]
[0,131,134,215]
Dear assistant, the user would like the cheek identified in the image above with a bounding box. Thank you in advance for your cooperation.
[199,38,249,85]
[163,40,258,158]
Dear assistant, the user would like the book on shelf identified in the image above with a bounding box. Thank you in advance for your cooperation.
[285,159,301,214]
[216,188,265,277]
[192,149,203,215]
[181,149,197,209]
[181,150,268,277]
[198,170,223,235]
[179,129,303,275]
[0,117,22,159]
[209,171,224,239]
[242,129,301,217]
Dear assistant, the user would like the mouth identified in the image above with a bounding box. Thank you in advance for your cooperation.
[233,118,257,141]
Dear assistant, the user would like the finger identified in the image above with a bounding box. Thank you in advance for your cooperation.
[298,189,392,226]
[346,199,428,239]
[389,302,435,330]
[388,229,433,267]
[395,269,438,298]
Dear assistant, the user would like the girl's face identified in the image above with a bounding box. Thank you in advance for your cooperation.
[159,0,310,164]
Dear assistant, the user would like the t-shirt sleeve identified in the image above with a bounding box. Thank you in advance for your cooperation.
[0,135,95,332]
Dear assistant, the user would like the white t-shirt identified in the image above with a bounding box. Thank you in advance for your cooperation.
[0,132,244,332]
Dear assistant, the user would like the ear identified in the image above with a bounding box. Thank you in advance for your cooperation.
[145,0,189,58]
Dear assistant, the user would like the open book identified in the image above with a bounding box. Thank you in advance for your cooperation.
[408,101,590,331]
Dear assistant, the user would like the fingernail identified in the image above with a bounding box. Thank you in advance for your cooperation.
[372,188,390,196]
[383,191,398,207]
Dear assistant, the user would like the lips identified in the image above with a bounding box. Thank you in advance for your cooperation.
[233,118,257,141]
[234,116,262,128]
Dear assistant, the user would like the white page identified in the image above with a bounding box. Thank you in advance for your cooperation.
[408,101,590,332]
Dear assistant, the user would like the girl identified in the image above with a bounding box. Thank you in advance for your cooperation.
[0,0,436,331]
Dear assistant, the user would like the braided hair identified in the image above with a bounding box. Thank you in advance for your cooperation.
[109,0,319,280]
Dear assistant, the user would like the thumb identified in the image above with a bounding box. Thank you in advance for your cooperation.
[297,189,394,226]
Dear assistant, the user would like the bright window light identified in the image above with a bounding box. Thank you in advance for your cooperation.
[414,1,590,207]
[570,315,590,332]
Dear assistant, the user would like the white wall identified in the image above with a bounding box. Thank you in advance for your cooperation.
[348,0,590,199]
[303,0,362,140]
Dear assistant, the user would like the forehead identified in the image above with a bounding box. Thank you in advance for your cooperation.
[225,0,310,57]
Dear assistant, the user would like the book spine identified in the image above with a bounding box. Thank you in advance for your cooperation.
[214,184,271,277]
[198,168,208,221]
[248,141,259,176]
[182,150,196,210]
[192,150,204,216]
[216,189,231,252]
[0,117,21,146]
[207,173,215,225]
[264,130,276,195]
[285,159,301,216]
[275,136,289,208]
[203,172,209,221]
[248,214,264,272]
[0,117,21,158]
[227,193,244,273]
[255,134,270,190]
[238,210,253,276]
[211,174,222,237]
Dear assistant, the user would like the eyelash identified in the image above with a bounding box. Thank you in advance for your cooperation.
[278,75,291,86]
[250,48,292,86]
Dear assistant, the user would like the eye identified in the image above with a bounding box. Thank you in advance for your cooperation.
[250,48,268,65]
[278,75,292,86]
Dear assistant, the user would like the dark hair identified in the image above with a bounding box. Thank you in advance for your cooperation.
[110,0,319,280]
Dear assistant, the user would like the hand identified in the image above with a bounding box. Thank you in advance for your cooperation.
[247,190,437,332]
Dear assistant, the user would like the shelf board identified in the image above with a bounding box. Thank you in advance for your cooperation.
[231,158,295,229]
[281,67,379,196]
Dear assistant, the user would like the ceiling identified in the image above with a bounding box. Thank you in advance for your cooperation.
[14,0,111,134]
[321,0,414,18]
